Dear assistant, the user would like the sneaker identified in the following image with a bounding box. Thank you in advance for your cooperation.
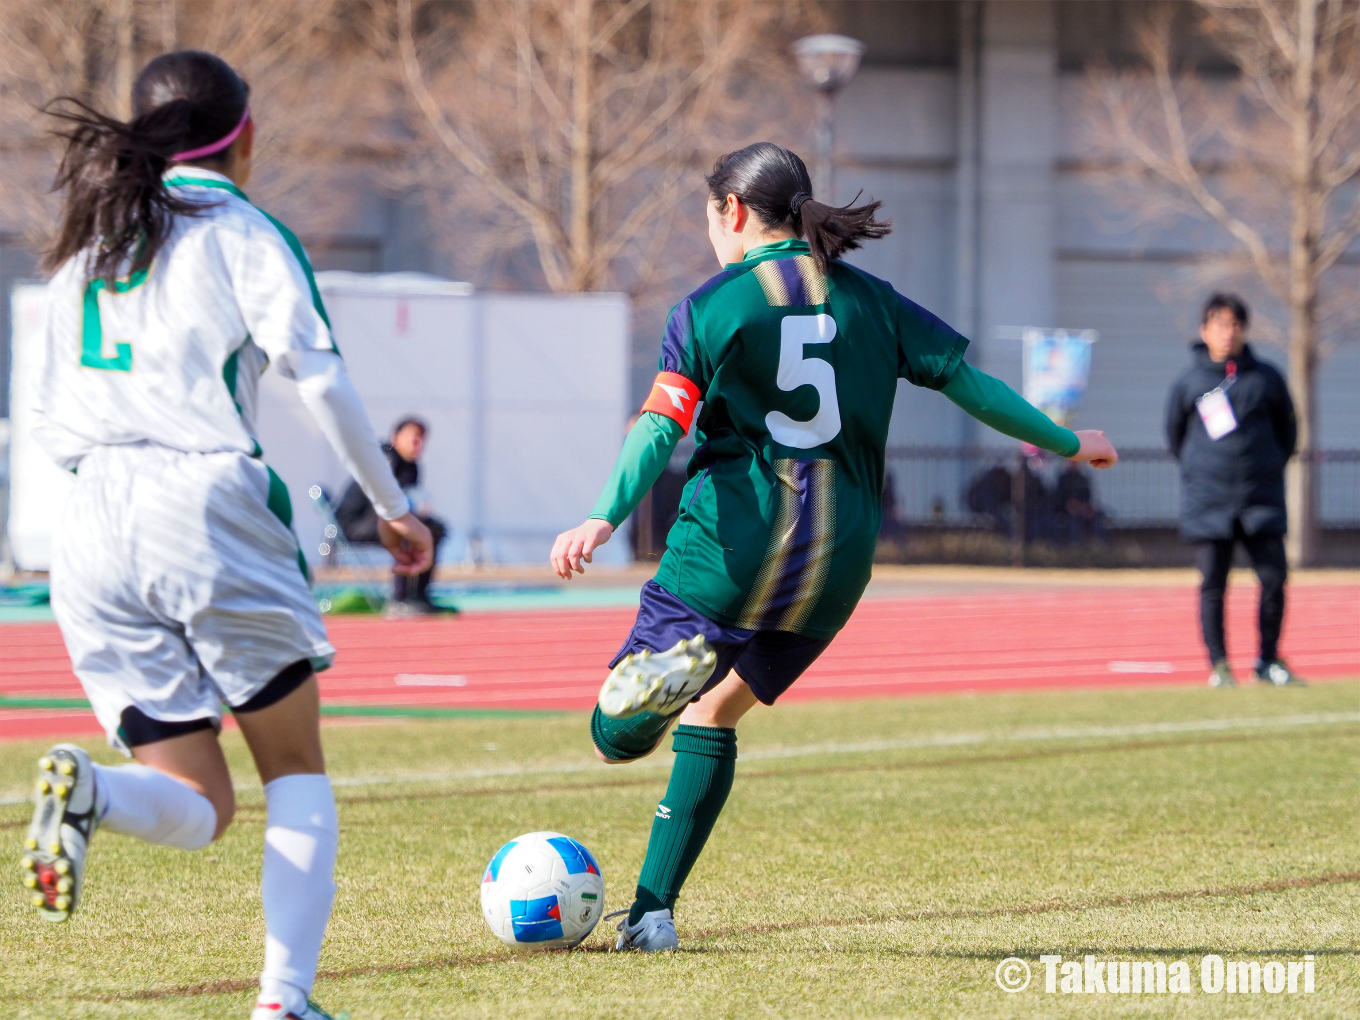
[598,636,718,719]
[382,598,441,619]
[1207,660,1237,688]
[251,999,350,1020]
[21,744,98,922]
[609,907,679,952]
[1253,659,1306,686]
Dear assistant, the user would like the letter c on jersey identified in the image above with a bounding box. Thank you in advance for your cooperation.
[767,313,841,449]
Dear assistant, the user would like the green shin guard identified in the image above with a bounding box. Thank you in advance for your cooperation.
[629,724,738,925]
[590,705,673,762]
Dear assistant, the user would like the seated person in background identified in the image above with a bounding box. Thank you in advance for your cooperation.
[336,417,447,614]
[966,462,1013,535]
[1053,462,1107,545]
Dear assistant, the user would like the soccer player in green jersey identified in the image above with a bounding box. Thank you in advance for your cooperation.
[550,142,1118,951]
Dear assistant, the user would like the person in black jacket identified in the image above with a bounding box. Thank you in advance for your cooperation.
[335,417,447,615]
[1166,293,1303,687]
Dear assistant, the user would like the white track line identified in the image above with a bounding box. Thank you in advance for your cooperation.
[1,711,1354,806]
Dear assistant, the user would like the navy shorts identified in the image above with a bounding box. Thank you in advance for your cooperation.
[609,581,832,705]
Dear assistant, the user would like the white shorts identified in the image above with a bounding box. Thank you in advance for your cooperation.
[51,444,334,754]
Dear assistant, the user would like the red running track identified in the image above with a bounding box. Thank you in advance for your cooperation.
[2,583,1356,742]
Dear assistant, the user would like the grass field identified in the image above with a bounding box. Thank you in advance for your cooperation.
[1,681,1356,1019]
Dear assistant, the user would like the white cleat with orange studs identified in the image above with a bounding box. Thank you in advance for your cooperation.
[21,743,98,923]
[598,635,718,719]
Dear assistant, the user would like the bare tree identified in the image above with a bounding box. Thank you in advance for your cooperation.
[0,0,387,249]
[1088,0,1360,565]
[391,0,815,297]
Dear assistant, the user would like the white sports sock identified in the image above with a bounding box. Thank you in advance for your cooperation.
[258,774,338,1014]
[92,763,216,850]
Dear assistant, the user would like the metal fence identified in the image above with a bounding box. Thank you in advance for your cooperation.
[882,446,1360,529]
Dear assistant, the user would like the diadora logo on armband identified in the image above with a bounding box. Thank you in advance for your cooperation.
[641,372,701,431]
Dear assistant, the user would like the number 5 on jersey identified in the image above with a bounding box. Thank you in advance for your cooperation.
[767,313,840,449]
[81,268,148,372]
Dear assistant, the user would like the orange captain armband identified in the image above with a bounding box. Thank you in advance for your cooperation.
[640,371,701,432]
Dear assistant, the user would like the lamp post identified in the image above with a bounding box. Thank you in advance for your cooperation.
[792,33,866,201]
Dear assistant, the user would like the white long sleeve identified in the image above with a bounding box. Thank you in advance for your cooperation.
[282,349,410,521]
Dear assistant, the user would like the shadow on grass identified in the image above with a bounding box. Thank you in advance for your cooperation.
[37,869,1358,1004]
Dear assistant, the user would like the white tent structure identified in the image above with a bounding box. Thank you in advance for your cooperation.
[8,275,631,570]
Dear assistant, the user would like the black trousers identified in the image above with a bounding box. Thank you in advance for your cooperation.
[1196,523,1287,666]
[393,516,447,602]
[342,511,447,602]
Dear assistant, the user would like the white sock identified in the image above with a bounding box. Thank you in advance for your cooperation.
[92,763,216,850]
[258,774,338,1013]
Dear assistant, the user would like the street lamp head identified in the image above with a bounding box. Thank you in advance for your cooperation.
[793,34,866,93]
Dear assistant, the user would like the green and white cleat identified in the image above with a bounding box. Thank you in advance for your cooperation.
[598,636,718,720]
[1253,659,1306,686]
[1207,660,1237,688]
[251,998,350,1020]
[608,908,679,952]
[22,744,98,923]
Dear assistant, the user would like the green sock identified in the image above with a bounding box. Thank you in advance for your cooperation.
[628,724,737,925]
[590,705,673,761]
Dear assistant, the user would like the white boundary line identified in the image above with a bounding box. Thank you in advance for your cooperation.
[2,711,1354,805]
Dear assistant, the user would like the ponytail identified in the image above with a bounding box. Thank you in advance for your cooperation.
[43,50,250,284]
[705,142,891,274]
[43,99,199,284]
[795,193,892,273]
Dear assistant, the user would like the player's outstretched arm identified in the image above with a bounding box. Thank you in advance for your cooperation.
[941,361,1118,468]
[550,411,684,580]
[285,349,441,569]
[551,519,615,580]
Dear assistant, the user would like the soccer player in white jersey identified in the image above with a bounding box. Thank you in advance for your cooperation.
[21,51,433,1020]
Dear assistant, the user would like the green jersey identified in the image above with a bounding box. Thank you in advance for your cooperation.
[647,238,968,639]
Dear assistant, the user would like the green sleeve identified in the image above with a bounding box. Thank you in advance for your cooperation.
[941,361,1081,457]
[891,287,970,389]
[588,412,685,528]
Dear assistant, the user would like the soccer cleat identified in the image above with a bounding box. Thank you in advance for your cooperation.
[23,744,98,923]
[1207,660,1237,688]
[598,636,718,720]
[1253,659,1306,686]
[608,907,679,952]
[250,999,350,1020]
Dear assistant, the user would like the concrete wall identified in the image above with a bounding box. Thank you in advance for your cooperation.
[828,0,1359,460]
[3,0,1356,455]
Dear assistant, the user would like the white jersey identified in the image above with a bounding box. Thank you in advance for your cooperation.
[33,168,333,470]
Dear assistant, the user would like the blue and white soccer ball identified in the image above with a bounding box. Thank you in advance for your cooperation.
[480,831,605,950]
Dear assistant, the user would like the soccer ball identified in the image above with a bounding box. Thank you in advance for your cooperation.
[480,832,605,950]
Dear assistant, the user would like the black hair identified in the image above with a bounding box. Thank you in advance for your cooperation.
[704,142,890,274]
[43,50,251,284]
[393,417,429,436]
[1202,292,1249,328]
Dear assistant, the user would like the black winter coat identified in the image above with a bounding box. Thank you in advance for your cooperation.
[334,444,417,535]
[1165,342,1296,541]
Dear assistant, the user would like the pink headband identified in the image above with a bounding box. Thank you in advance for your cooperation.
[172,108,250,162]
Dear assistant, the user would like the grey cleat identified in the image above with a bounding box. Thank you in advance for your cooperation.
[608,907,679,952]
[1252,659,1306,686]
[1207,660,1237,688]
[22,744,98,922]
[598,636,718,720]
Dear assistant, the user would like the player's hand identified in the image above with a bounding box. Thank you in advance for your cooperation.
[378,512,435,576]
[1070,430,1118,469]
[550,519,614,580]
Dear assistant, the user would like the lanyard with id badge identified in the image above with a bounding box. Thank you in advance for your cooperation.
[1195,360,1238,440]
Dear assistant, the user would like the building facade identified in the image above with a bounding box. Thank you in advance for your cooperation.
[3,1,1356,539]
